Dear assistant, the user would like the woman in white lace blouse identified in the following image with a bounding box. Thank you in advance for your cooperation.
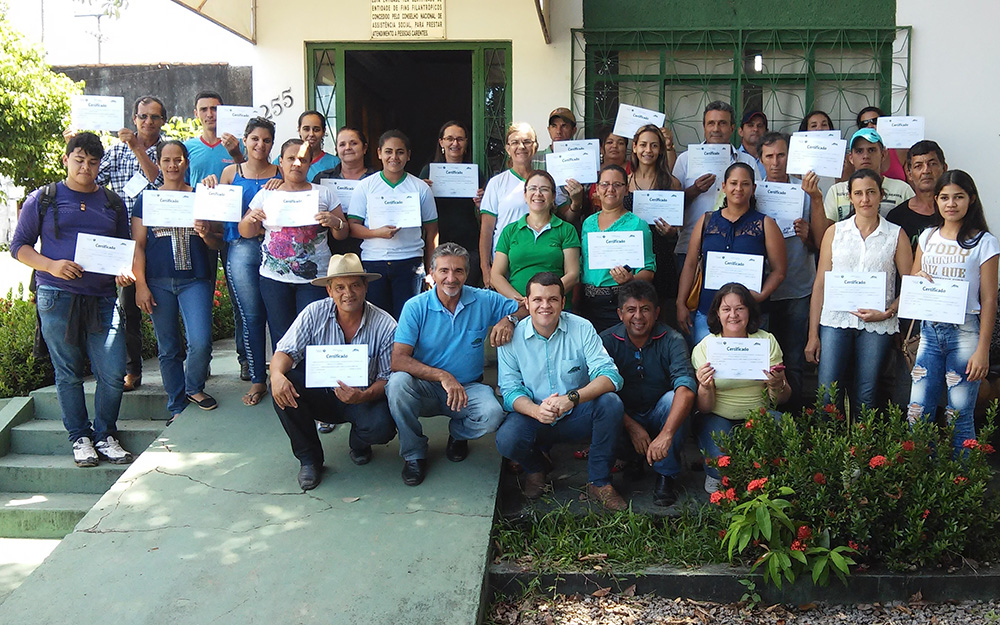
[805,169,913,411]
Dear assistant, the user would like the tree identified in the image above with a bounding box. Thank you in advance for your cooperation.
[0,4,83,194]
[84,0,130,19]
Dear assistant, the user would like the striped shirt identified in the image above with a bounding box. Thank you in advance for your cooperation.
[275,299,397,386]
[96,140,164,216]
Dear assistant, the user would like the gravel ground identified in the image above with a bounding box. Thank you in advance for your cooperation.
[489,592,1000,624]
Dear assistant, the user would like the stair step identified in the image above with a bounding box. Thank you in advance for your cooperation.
[29,383,170,422]
[0,455,129,495]
[0,492,101,538]
[10,420,163,456]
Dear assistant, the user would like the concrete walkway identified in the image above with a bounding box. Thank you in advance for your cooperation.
[0,344,502,624]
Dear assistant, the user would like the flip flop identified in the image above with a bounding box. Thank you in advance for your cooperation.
[243,389,267,406]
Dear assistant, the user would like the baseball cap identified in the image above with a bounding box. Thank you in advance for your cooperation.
[850,128,884,148]
[740,110,767,126]
[548,107,577,126]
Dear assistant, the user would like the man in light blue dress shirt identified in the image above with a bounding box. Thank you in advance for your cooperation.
[494,272,628,510]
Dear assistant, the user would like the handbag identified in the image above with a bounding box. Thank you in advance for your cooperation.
[685,212,712,312]
[901,318,920,372]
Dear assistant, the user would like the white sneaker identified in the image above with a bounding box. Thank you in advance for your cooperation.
[72,437,99,467]
[704,475,722,494]
[95,436,134,465]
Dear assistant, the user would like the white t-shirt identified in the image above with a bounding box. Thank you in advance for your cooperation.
[918,228,1000,314]
[480,169,568,258]
[348,172,438,261]
[250,183,338,284]
[824,178,914,223]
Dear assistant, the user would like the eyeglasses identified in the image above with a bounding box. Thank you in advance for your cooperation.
[507,139,536,147]
[860,118,878,127]
[443,136,467,143]
[633,350,645,379]
[135,114,164,122]
[597,181,627,189]
[526,185,554,194]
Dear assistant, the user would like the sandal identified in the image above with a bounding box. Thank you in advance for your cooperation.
[242,385,268,406]
[186,393,218,410]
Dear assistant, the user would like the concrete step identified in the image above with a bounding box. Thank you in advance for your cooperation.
[10,420,163,456]
[0,454,128,495]
[28,381,171,422]
[0,492,100,539]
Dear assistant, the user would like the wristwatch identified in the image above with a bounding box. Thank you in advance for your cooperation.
[505,314,518,327]
[567,390,581,406]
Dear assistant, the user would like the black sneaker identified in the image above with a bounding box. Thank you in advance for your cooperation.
[350,446,372,466]
[653,474,678,507]
[240,361,251,382]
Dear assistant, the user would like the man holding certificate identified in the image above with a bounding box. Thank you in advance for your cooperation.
[270,254,398,491]
[10,132,136,468]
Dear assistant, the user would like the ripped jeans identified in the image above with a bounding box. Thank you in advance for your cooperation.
[908,314,981,455]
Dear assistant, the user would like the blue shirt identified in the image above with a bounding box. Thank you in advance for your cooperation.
[184,136,240,186]
[394,286,517,384]
[499,312,623,414]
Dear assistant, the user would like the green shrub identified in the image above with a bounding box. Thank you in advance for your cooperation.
[0,285,54,397]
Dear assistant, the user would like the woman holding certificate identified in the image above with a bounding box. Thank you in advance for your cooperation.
[676,162,787,346]
[133,140,223,421]
[284,110,340,181]
[691,283,788,492]
[907,170,998,456]
[241,138,349,349]
[202,117,279,407]
[580,164,656,332]
[805,169,912,412]
[490,170,581,303]
[348,130,438,319]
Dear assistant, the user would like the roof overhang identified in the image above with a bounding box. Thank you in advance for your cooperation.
[170,0,256,44]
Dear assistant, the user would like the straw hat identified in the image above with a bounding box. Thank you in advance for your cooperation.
[310,253,382,286]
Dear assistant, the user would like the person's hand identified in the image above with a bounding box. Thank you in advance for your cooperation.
[271,373,299,409]
[625,420,652,456]
[763,366,787,392]
[538,393,570,422]
[609,265,633,284]
[534,394,560,424]
[801,171,821,197]
[372,225,399,240]
[62,128,78,144]
[914,270,934,282]
[333,382,365,405]
[243,207,267,226]
[263,178,284,191]
[851,308,890,323]
[473,188,484,209]
[135,284,155,314]
[652,218,676,237]
[696,362,716,388]
[693,173,716,194]
[793,218,809,244]
[46,259,83,280]
[646,430,674,465]
[220,132,240,154]
[116,271,135,288]
[200,174,218,189]
[481,263,492,289]
[117,128,137,148]
[564,178,584,204]
[316,211,344,231]
[750,289,766,303]
[804,336,821,364]
[194,219,214,240]
[489,316,517,348]
[441,373,468,412]
[676,304,692,335]
[422,179,433,187]
[660,126,675,152]
[967,346,990,382]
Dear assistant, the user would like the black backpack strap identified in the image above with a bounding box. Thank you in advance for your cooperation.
[101,187,125,219]
[38,182,60,238]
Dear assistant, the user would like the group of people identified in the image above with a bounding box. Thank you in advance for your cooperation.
[9,91,996,508]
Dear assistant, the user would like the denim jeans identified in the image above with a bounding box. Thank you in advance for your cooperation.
[119,282,143,376]
[908,315,982,456]
[259,277,327,350]
[626,391,689,477]
[220,241,246,366]
[697,410,781,479]
[817,325,894,411]
[147,277,214,416]
[769,296,810,407]
[364,258,423,320]
[36,286,125,442]
[226,237,268,384]
[495,393,624,486]
[386,372,505,461]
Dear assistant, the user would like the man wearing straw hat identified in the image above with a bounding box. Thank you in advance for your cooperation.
[270,253,398,490]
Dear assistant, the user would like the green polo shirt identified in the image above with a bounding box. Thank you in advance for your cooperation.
[580,211,656,287]
[496,214,580,296]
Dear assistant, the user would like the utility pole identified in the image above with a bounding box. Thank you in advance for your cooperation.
[74,12,106,64]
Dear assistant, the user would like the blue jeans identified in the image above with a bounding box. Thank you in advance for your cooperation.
[908,315,982,456]
[147,277,214,416]
[496,393,624,486]
[769,296,810,406]
[220,241,246,365]
[386,372,505,461]
[627,391,688,477]
[226,237,267,383]
[259,277,327,350]
[364,258,423,320]
[817,325,893,410]
[36,286,125,442]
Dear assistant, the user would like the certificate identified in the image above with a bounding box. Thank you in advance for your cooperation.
[631,190,684,226]
[786,134,847,178]
[553,139,600,173]
[686,144,730,193]
[429,163,479,198]
[876,116,925,149]
[612,103,666,140]
[586,231,645,270]
[705,337,770,380]
[898,276,969,324]
[193,184,243,222]
[216,105,256,139]
[71,95,124,132]
[140,190,194,228]
[122,172,150,199]
[823,272,887,312]
[793,130,841,140]
[305,345,369,388]
[73,233,135,276]
[754,182,804,238]
[704,252,763,292]
[545,150,598,186]
[320,178,358,211]
[367,193,422,228]
[262,190,319,228]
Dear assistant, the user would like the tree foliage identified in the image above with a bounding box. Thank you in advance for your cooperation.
[0,6,83,192]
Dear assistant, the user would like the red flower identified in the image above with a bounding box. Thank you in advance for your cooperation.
[848,540,859,551]
[718,530,727,539]
[753,461,762,469]
[771,457,785,466]
[963,439,980,449]
[214,290,222,298]
[724,488,736,501]
[758,406,767,416]
[717,455,731,468]
[849,446,857,457]
[797,526,812,540]
[213,299,221,307]
[721,476,730,487]
[984,444,996,454]
[901,440,915,452]
[954,476,968,484]
[813,472,827,485]
[744,419,754,429]
[922,509,930,519]
[790,540,806,552]
[710,491,724,505]
[869,455,887,468]
[747,478,768,492]
[823,403,837,413]
[805,408,815,416]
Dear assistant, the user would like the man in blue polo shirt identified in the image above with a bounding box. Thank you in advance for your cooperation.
[387,242,523,486]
